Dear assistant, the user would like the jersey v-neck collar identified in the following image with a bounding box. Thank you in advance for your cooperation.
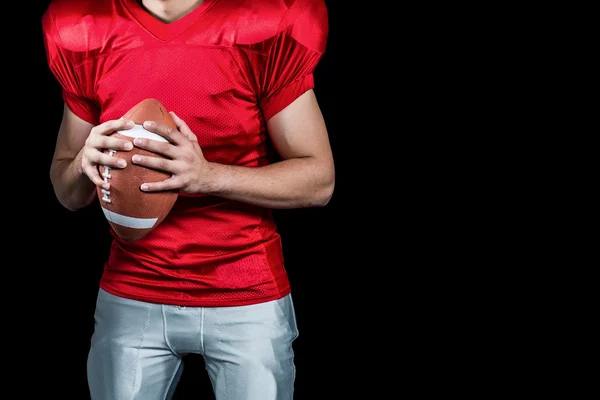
[121,0,216,42]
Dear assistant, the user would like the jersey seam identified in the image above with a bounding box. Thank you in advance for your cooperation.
[47,8,67,56]
[260,0,319,105]
[260,73,313,112]
[251,216,283,296]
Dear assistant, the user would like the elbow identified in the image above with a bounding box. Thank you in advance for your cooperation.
[57,197,85,212]
[310,170,335,208]
[53,185,92,212]
[50,170,90,212]
[54,190,92,212]
[321,178,335,206]
[50,179,79,212]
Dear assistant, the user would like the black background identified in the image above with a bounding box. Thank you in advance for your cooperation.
[15,0,372,398]
[9,2,557,397]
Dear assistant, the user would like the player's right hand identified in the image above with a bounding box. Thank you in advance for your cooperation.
[81,118,135,189]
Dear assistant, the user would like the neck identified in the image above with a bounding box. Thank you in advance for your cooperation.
[138,0,205,23]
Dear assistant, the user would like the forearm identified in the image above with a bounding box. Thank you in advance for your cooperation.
[50,151,97,211]
[205,157,334,209]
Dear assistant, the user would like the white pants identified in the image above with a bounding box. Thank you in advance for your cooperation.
[87,288,299,399]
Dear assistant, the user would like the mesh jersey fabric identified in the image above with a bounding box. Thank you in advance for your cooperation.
[42,0,329,306]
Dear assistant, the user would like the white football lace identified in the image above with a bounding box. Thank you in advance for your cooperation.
[101,150,116,203]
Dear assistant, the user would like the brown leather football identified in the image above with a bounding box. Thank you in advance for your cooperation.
[97,98,178,242]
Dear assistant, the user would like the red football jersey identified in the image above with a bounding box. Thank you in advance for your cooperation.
[42,0,329,306]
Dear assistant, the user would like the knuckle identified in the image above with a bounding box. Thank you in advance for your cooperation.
[84,167,95,180]
[103,120,114,131]
[155,142,167,153]
[88,150,101,163]
[163,126,173,135]
[104,138,116,148]
[87,136,101,150]
[106,119,122,132]
[83,151,95,163]
[169,160,180,172]
[101,154,117,167]
[109,138,130,150]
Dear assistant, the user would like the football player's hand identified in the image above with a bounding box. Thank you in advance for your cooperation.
[131,112,211,194]
[82,118,134,189]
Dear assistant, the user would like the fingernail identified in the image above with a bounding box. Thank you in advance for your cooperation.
[144,121,154,127]
[141,184,148,191]
[102,183,110,190]
[118,160,126,167]
[126,120,134,127]
[133,138,142,145]
[124,142,133,150]
[132,155,141,163]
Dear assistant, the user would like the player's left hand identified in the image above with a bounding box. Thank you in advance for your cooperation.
[132,112,212,194]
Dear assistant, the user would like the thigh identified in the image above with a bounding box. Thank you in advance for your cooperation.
[202,294,299,400]
[87,289,183,400]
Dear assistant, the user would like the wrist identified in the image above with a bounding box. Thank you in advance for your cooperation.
[73,149,87,178]
[200,162,227,195]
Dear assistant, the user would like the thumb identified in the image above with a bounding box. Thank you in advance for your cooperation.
[170,111,198,142]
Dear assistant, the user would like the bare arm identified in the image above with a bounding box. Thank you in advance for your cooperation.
[50,104,134,211]
[50,105,96,210]
[207,90,335,208]
[135,90,335,209]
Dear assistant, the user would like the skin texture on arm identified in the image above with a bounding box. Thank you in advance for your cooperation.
[133,89,335,209]
[205,89,335,208]
[50,105,134,211]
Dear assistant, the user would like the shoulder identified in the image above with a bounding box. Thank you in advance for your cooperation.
[224,0,327,50]
[42,0,117,52]
[280,0,328,25]
[281,0,328,52]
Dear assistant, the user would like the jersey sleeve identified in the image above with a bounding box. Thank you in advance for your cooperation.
[41,7,100,125]
[259,0,329,121]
